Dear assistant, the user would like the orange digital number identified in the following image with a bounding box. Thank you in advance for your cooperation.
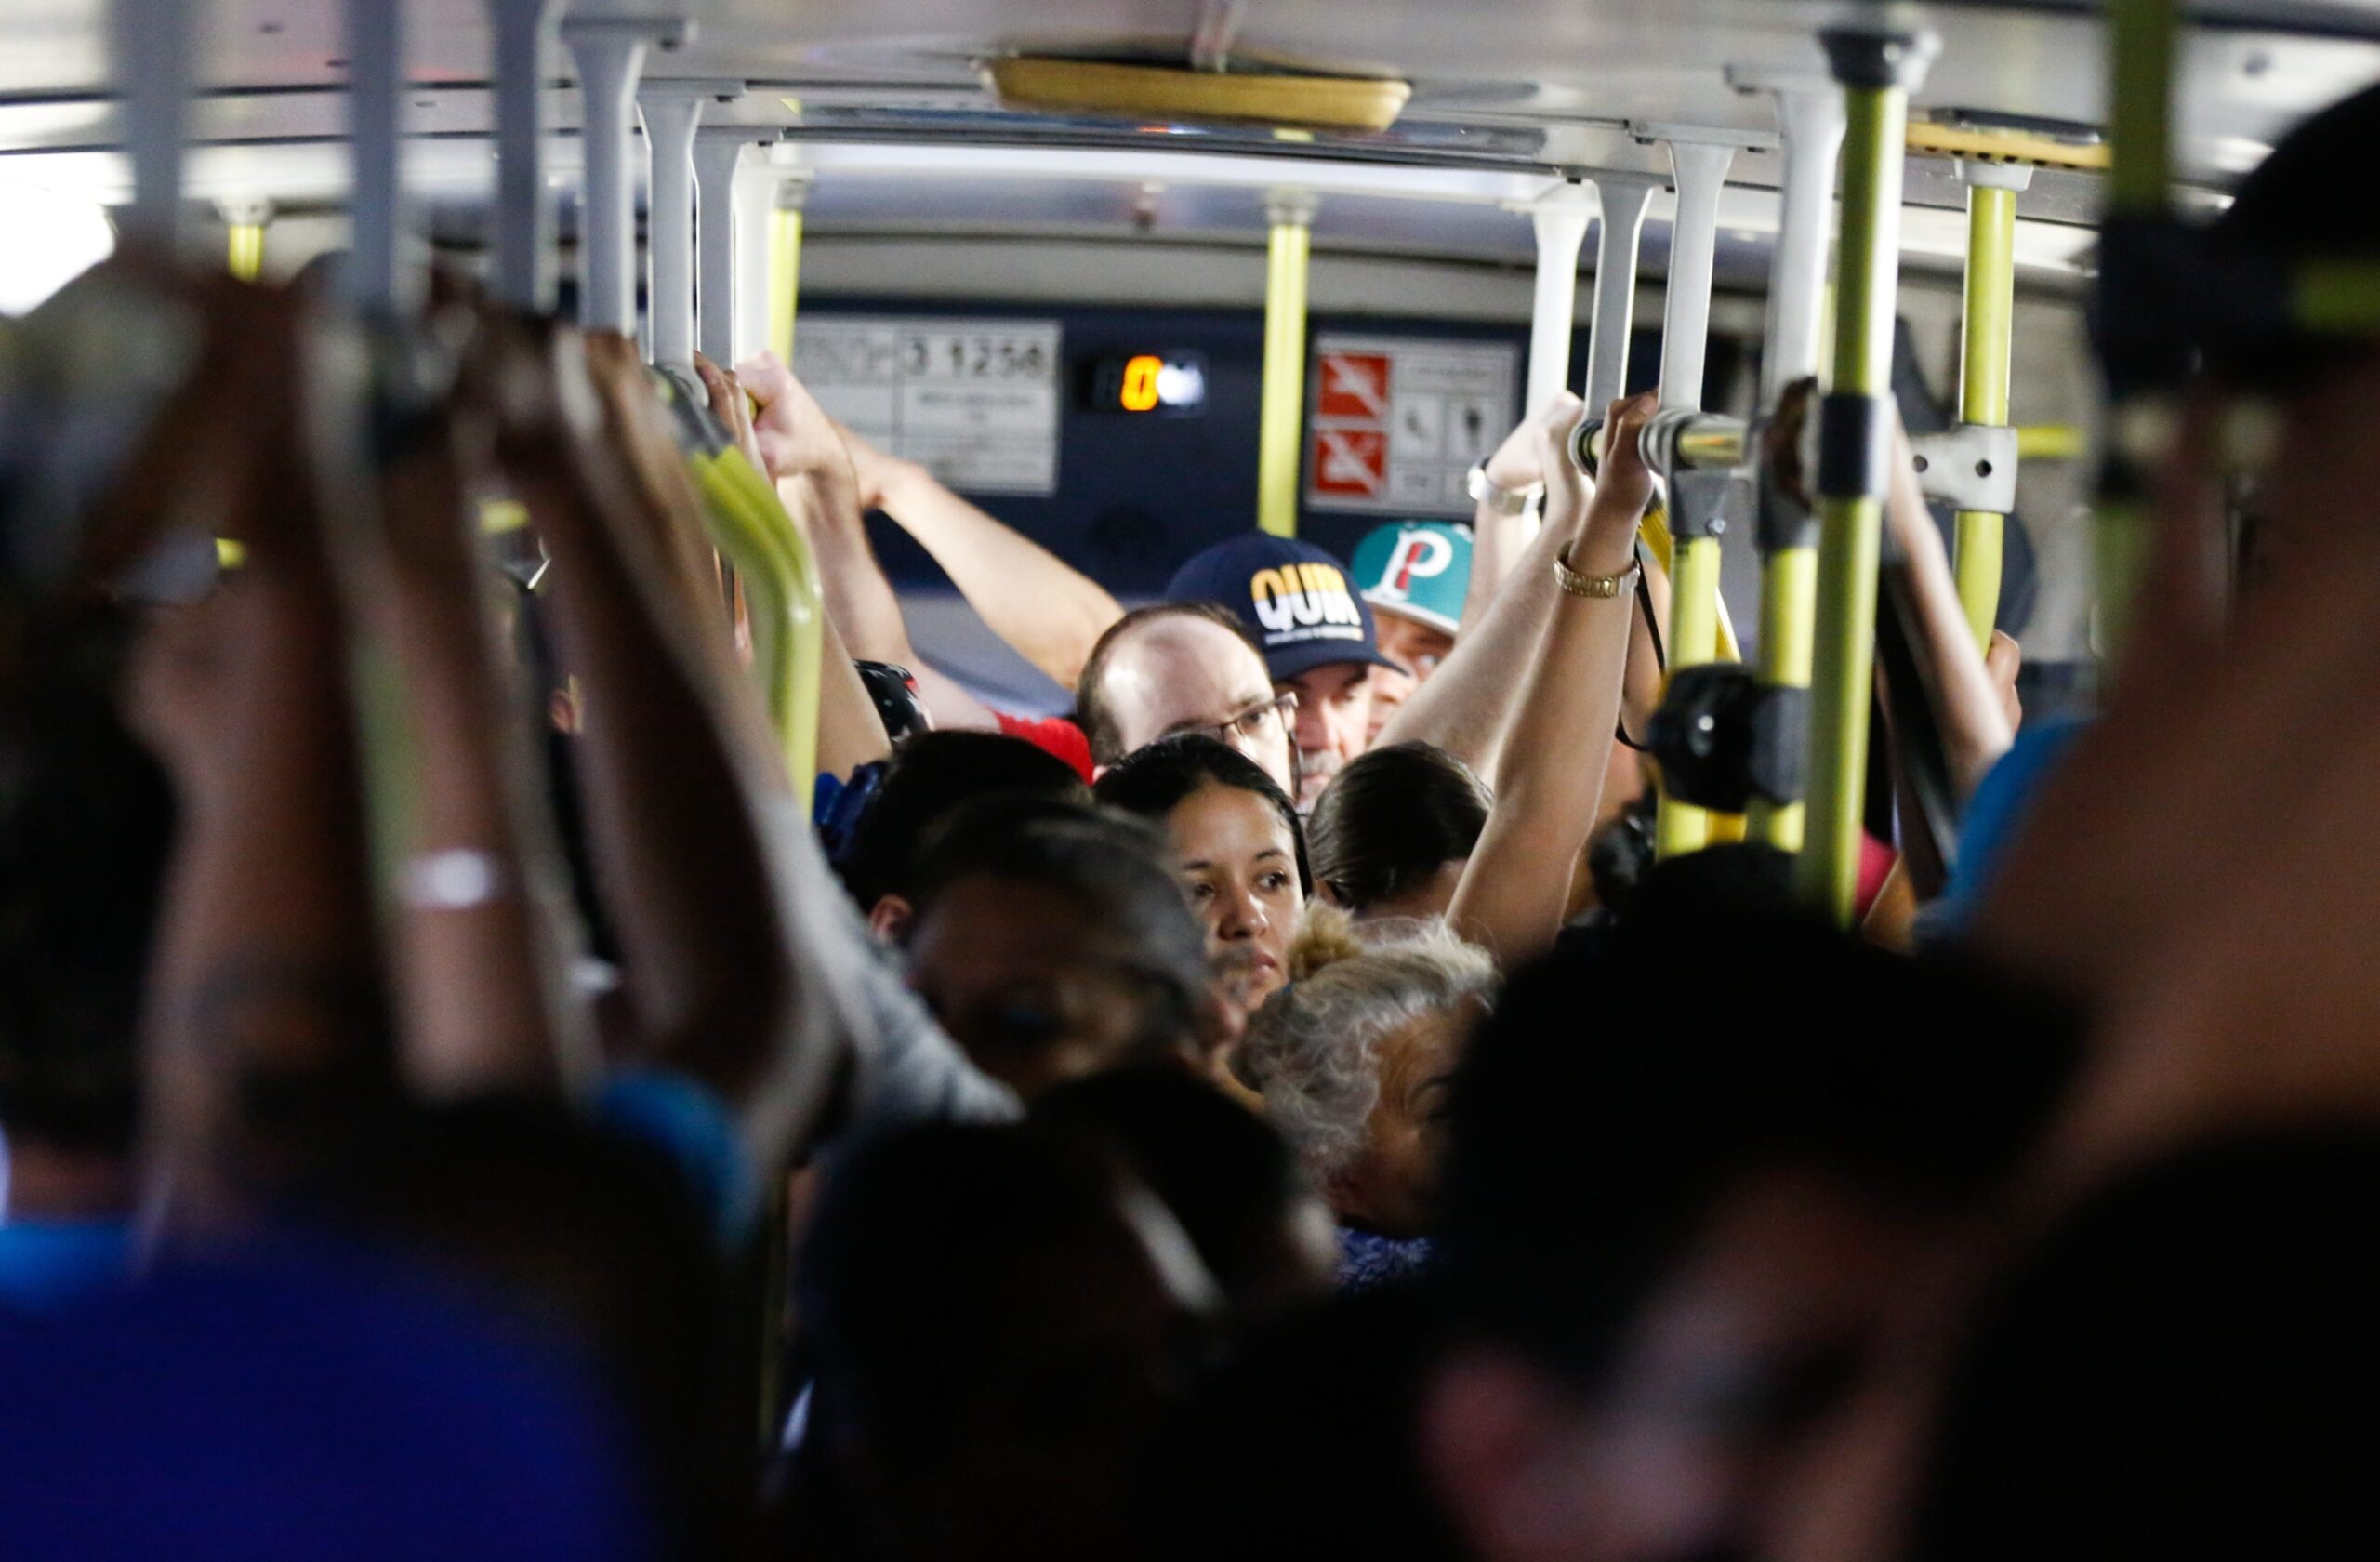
[1120,354,1162,413]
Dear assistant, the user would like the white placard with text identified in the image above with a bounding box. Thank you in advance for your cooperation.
[794,316,1064,496]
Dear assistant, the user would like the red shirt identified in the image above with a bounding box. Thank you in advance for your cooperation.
[994,711,1096,785]
[1856,832,1898,922]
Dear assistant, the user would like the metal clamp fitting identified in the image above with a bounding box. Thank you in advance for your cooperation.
[1818,27,1940,92]
[1667,468,1742,541]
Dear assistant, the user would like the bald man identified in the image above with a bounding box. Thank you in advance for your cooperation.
[1073,603,1299,797]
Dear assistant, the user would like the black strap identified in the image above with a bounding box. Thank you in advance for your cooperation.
[1616,538,1666,753]
[1871,559,1962,877]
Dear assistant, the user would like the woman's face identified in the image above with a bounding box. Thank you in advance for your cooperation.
[1165,782,1304,1003]
[1334,1003,1473,1238]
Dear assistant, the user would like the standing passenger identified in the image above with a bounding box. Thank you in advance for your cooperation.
[1075,603,1301,797]
[1165,536,1405,809]
[1349,520,1474,742]
[1095,735,1310,1010]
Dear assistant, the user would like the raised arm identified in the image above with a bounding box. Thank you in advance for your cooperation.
[735,352,998,733]
[693,355,891,780]
[840,417,1123,687]
[1380,394,1589,774]
[358,386,588,1101]
[1459,413,1549,624]
[495,327,833,1170]
[122,286,397,1229]
[1446,393,1659,967]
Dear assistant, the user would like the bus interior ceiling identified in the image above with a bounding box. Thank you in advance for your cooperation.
[5,0,2378,708]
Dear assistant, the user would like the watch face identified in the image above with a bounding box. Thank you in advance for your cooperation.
[1467,466,1527,513]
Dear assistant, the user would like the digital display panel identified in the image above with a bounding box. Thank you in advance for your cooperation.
[1080,351,1209,416]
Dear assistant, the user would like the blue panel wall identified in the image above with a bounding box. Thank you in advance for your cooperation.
[813,297,1689,594]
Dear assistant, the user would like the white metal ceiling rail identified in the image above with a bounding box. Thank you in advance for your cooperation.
[783,139,1567,208]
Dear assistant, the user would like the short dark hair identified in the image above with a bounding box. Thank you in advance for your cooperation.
[1305,742,1489,914]
[1093,734,1309,895]
[838,731,1091,911]
[1440,898,2080,1385]
[795,1122,1142,1463]
[1909,1128,2380,1561]
[2207,83,2380,388]
[908,800,1213,1051]
[1075,602,1270,769]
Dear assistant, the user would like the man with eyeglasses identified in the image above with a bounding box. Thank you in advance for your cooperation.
[1162,536,1406,809]
[1074,602,1302,798]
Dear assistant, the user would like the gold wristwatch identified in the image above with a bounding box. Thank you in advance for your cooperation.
[1553,551,1643,600]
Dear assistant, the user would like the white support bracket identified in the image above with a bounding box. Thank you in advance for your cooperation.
[739,144,807,363]
[637,78,741,368]
[344,0,411,312]
[1728,68,1848,403]
[112,0,198,248]
[1517,180,1596,418]
[1911,424,2019,513]
[693,123,763,365]
[487,0,560,311]
[1634,125,1771,413]
[215,194,272,229]
[1582,172,1659,415]
[562,14,690,336]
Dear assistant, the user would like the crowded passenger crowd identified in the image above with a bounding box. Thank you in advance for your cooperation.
[6,76,2380,1562]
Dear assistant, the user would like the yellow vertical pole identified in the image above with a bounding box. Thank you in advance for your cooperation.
[1797,27,1935,925]
[1952,160,2027,652]
[1258,190,1316,537]
[219,197,271,281]
[1748,543,1818,849]
[1658,525,1726,840]
[767,172,811,365]
[2096,0,2182,654]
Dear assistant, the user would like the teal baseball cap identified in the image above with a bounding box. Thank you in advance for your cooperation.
[1351,521,1474,636]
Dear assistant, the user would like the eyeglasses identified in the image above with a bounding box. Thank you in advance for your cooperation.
[1190,691,1298,748]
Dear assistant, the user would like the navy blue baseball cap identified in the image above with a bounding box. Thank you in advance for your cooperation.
[1165,534,1404,683]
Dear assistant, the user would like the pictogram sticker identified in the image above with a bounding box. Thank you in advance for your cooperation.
[1305,333,1519,518]
[1311,428,1388,496]
[1317,352,1392,421]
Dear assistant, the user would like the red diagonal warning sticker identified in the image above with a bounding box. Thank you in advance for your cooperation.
[1318,353,1391,421]
[1313,428,1387,496]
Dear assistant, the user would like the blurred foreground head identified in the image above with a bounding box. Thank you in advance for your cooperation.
[791,1121,1218,1562]
[903,801,1212,1099]
[1420,867,2079,1562]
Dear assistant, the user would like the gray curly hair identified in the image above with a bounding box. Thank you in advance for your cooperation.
[1237,919,1498,1186]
